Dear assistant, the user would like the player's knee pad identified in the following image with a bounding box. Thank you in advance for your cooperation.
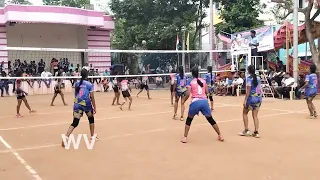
[206,116,216,126]
[88,116,95,124]
[186,117,194,126]
[71,118,80,128]
[209,96,213,101]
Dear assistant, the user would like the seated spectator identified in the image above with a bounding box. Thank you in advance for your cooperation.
[295,74,305,99]
[83,63,89,71]
[156,76,163,88]
[94,69,101,84]
[0,71,9,97]
[230,74,244,96]
[277,73,295,99]
[271,79,280,98]
[38,59,45,74]
[73,68,80,76]
[216,77,227,96]
[69,63,75,72]
[66,69,76,86]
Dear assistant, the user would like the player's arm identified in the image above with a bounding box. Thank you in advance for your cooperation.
[299,75,309,90]
[244,78,251,106]
[89,84,96,114]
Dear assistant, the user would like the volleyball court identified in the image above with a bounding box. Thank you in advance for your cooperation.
[0,48,319,180]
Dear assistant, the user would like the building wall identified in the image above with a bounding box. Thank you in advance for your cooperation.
[87,28,111,72]
[0,25,7,71]
[6,23,89,70]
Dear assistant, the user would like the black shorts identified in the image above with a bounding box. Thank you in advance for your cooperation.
[122,90,131,98]
[113,86,119,93]
[17,95,25,100]
[140,84,149,90]
[54,89,61,94]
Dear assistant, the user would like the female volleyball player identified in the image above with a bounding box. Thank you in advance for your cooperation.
[299,64,318,118]
[173,66,189,121]
[204,66,215,111]
[181,67,224,143]
[62,69,97,147]
[111,74,121,106]
[16,78,36,118]
[169,71,176,106]
[239,65,262,138]
[137,72,151,99]
[50,71,67,106]
[119,78,133,111]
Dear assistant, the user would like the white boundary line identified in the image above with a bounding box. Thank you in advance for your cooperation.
[0,101,171,120]
[0,105,231,131]
[0,136,42,180]
[0,110,305,154]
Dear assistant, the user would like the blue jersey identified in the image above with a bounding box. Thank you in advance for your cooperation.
[74,80,93,106]
[305,73,318,95]
[246,76,262,97]
[175,74,188,93]
[204,73,215,87]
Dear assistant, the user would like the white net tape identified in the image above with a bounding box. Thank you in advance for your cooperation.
[0,71,234,97]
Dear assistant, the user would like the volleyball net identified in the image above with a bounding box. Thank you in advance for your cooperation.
[0,47,250,96]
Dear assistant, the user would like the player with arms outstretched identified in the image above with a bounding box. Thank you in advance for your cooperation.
[181,67,224,143]
[62,69,97,147]
[137,72,151,99]
[119,78,133,111]
[299,64,318,118]
[50,71,67,106]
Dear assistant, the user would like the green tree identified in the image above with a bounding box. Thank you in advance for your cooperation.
[110,0,210,73]
[213,0,265,34]
[271,0,320,65]
[43,0,90,8]
[8,0,32,5]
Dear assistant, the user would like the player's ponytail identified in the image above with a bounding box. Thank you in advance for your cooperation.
[192,67,203,87]
[247,65,258,87]
[178,66,184,79]
[75,68,88,94]
[207,66,213,86]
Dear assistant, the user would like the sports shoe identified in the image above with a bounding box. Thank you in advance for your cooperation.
[239,129,250,136]
[252,131,260,138]
[181,137,188,143]
[314,111,318,118]
[218,135,224,142]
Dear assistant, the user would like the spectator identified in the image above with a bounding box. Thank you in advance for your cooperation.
[0,61,5,72]
[38,59,45,74]
[66,69,75,86]
[94,69,101,84]
[155,76,163,88]
[41,69,52,88]
[271,79,280,98]
[103,69,109,76]
[0,71,9,97]
[69,63,75,72]
[83,63,89,71]
[295,74,305,99]
[230,74,244,96]
[278,73,295,99]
